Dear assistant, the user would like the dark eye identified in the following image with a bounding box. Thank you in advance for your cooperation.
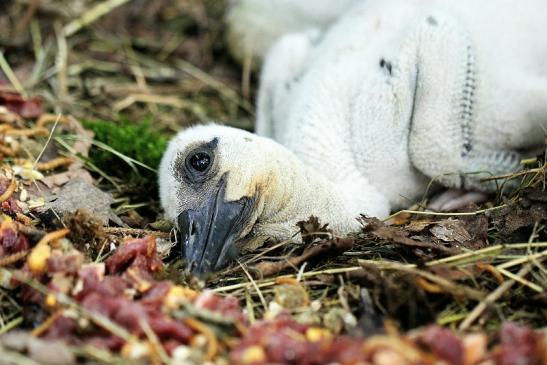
[188,152,211,172]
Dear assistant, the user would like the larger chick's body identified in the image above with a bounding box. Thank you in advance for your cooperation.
[159,0,547,274]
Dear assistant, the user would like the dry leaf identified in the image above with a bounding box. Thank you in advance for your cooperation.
[430,218,472,243]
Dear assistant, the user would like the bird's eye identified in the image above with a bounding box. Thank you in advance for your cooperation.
[188,152,211,172]
[176,141,217,184]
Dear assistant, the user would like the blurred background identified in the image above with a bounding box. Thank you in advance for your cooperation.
[0,0,255,222]
[0,0,254,131]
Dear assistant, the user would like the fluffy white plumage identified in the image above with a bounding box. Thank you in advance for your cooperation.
[255,0,546,210]
[225,0,359,63]
[159,0,547,272]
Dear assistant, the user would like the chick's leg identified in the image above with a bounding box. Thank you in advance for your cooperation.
[428,189,489,212]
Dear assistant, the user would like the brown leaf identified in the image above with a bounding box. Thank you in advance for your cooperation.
[297,216,332,244]
[492,190,547,236]
[406,219,433,232]
[360,216,458,255]
[430,219,472,243]
[252,237,354,278]
[456,214,489,250]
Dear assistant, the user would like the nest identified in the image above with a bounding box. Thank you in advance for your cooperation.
[0,1,545,363]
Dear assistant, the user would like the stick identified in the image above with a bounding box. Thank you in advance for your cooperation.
[63,0,132,37]
[0,179,17,203]
[213,267,362,293]
[238,262,267,310]
[480,164,546,181]
[251,238,353,277]
[387,204,507,219]
[0,52,27,98]
[102,227,170,239]
[459,265,533,331]
[33,113,62,170]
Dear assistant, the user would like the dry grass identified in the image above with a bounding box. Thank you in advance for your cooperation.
[1,0,252,131]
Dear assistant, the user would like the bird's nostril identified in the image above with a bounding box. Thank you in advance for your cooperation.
[190,221,197,236]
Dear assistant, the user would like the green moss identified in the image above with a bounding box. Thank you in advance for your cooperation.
[82,118,168,190]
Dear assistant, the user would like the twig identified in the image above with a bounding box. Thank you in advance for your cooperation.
[480,164,546,182]
[0,52,27,98]
[36,228,70,247]
[0,250,29,267]
[36,157,74,171]
[5,127,49,137]
[184,318,219,361]
[0,145,16,156]
[242,238,293,265]
[358,260,484,300]
[54,23,68,100]
[387,204,508,219]
[0,316,23,335]
[16,213,33,226]
[36,114,69,128]
[238,261,267,310]
[33,113,62,170]
[63,0,132,37]
[139,319,170,365]
[176,59,254,114]
[496,250,547,270]
[496,267,543,292]
[13,0,40,38]
[296,262,307,282]
[102,227,170,239]
[376,242,547,269]
[251,238,353,277]
[475,263,504,285]
[113,93,194,113]
[213,267,363,293]
[0,179,17,203]
[459,265,533,330]
[31,309,63,337]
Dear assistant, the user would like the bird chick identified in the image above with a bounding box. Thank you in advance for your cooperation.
[161,0,547,274]
[159,125,388,274]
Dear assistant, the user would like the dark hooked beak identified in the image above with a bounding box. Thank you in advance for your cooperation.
[177,177,254,275]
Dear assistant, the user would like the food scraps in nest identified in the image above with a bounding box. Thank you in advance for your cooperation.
[0,217,546,364]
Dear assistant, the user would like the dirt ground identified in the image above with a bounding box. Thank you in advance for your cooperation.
[0,1,545,364]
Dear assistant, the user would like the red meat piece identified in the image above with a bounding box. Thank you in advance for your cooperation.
[418,325,464,365]
[0,91,43,119]
[105,236,163,275]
